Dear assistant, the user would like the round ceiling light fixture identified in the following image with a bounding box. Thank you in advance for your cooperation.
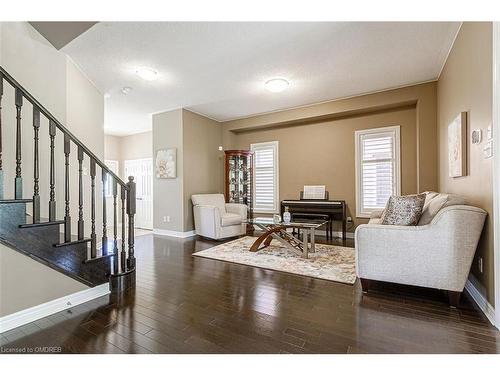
[265,78,290,93]
[121,87,133,95]
[136,67,158,81]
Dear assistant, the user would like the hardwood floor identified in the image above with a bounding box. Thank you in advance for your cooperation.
[1,233,499,354]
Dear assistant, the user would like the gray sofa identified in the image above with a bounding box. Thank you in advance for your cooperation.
[355,192,487,306]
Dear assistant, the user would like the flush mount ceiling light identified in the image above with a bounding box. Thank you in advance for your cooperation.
[121,87,133,95]
[265,78,290,93]
[136,67,158,81]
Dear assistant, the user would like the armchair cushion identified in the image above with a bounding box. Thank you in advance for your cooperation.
[221,213,242,227]
[225,203,248,221]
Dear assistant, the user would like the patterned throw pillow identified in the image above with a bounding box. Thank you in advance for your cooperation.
[381,194,426,226]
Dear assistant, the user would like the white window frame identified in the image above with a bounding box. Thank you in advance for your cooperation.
[251,141,279,214]
[355,126,401,218]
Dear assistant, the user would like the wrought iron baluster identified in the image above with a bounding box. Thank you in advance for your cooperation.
[64,134,71,242]
[15,89,23,199]
[113,179,118,253]
[77,147,84,240]
[102,169,108,254]
[90,158,97,258]
[48,121,56,220]
[32,107,40,222]
[0,74,3,200]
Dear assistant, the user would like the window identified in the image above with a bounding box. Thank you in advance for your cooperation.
[355,126,401,218]
[251,141,279,213]
[104,160,119,197]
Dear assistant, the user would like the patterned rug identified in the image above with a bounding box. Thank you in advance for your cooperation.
[193,236,356,285]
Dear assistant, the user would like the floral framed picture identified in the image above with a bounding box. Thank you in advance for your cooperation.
[156,148,177,179]
[448,112,468,178]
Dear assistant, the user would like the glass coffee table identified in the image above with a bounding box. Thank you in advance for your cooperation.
[248,217,327,258]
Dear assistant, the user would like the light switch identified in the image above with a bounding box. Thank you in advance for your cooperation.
[483,140,493,159]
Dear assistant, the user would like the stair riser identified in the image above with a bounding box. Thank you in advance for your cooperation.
[0,202,111,286]
[0,201,26,226]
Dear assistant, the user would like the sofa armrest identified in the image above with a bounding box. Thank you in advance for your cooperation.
[225,203,248,221]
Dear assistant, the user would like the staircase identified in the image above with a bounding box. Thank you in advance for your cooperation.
[0,66,136,291]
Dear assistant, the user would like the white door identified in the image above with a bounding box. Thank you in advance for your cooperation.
[124,158,153,230]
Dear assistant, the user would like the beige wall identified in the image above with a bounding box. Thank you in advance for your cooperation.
[0,242,88,317]
[104,131,153,179]
[150,109,224,233]
[104,134,122,161]
[121,131,153,160]
[182,110,224,231]
[227,107,417,230]
[222,82,437,230]
[152,109,184,232]
[437,22,494,305]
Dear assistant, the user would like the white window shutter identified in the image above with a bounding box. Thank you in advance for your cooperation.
[355,127,400,217]
[251,141,279,213]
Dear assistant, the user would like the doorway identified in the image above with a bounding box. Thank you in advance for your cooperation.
[124,158,153,230]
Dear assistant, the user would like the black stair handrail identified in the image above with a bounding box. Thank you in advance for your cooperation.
[0,65,136,287]
[0,66,125,187]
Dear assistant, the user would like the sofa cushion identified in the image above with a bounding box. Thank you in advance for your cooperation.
[418,192,466,225]
[381,193,426,226]
[191,194,226,214]
[221,213,242,227]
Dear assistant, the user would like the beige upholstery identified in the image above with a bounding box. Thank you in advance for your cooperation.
[418,191,466,225]
[191,194,247,240]
[355,192,486,293]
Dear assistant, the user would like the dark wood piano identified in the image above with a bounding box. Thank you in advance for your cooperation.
[280,194,347,240]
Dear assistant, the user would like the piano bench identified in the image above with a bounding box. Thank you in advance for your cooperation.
[291,213,331,240]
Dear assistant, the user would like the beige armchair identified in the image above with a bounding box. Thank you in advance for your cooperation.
[191,194,247,240]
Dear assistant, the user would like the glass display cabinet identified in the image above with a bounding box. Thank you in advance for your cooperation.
[224,150,254,218]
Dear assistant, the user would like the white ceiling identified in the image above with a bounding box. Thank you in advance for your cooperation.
[62,22,460,136]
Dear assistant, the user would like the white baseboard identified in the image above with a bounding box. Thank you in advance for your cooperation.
[465,278,497,328]
[0,283,110,333]
[153,228,196,238]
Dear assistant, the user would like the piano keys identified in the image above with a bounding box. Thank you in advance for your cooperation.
[280,199,347,240]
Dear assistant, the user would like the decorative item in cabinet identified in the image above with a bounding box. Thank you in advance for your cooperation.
[224,150,254,218]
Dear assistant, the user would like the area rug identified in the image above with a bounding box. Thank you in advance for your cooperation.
[193,236,356,284]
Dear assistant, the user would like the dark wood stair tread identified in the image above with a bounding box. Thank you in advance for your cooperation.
[54,238,92,247]
[19,219,64,228]
[83,252,116,264]
[0,199,32,204]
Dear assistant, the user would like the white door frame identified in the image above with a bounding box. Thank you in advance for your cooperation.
[124,158,153,230]
[493,22,500,328]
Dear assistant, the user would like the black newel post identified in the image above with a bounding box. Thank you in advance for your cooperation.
[126,176,136,270]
